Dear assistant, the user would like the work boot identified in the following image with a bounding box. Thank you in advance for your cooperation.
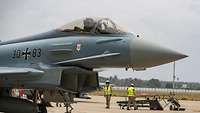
[134,105,138,110]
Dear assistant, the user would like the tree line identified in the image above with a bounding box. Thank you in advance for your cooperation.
[99,75,200,90]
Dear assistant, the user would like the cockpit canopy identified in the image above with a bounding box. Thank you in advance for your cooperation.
[58,17,126,34]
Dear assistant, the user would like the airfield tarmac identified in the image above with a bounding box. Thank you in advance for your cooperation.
[47,96,200,113]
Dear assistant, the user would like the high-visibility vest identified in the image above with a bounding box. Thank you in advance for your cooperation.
[127,86,136,96]
[104,85,112,96]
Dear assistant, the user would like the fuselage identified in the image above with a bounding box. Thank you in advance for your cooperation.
[0,31,132,69]
[0,30,187,70]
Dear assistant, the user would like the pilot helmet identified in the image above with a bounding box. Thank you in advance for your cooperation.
[84,18,95,29]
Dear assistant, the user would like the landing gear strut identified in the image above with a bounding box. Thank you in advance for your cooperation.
[59,91,74,113]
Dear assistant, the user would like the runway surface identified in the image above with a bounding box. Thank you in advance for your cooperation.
[47,96,200,113]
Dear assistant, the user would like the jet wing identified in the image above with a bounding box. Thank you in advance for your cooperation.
[0,67,44,81]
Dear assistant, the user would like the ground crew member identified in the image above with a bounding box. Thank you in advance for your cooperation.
[127,83,136,110]
[103,80,112,109]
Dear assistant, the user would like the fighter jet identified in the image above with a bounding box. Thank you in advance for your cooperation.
[0,17,187,113]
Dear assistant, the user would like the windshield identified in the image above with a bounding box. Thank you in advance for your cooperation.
[58,17,125,34]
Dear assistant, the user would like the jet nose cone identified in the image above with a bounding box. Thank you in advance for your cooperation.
[130,39,188,68]
[172,52,188,60]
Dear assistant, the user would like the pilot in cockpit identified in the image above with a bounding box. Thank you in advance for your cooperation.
[83,18,96,32]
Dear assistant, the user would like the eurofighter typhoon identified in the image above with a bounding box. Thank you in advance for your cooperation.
[0,17,187,113]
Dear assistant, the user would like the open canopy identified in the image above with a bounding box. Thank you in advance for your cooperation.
[58,17,126,34]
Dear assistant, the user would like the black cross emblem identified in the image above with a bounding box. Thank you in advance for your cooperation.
[22,48,31,60]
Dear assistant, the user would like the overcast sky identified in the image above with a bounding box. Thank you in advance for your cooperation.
[0,0,199,82]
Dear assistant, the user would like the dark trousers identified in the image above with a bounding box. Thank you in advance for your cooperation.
[127,96,136,109]
[105,95,111,108]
